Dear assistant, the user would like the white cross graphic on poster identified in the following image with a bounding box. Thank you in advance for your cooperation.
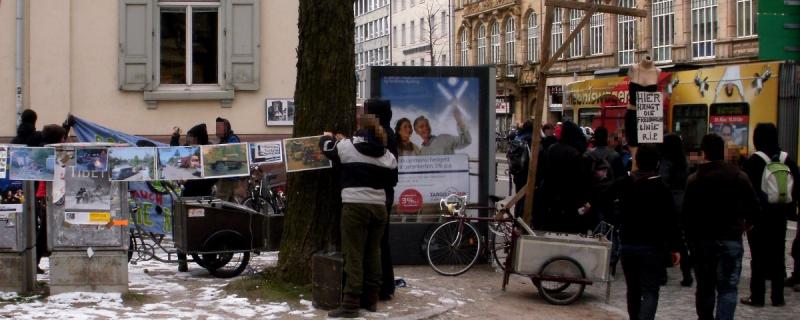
[636,92,664,143]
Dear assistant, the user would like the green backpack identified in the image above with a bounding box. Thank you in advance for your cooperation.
[754,151,794,204]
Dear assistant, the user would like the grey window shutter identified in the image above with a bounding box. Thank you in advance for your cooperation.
[225,0,261,91]
[118,0,154,91]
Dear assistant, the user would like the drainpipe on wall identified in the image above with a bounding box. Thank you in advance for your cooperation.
[15,0,24,128]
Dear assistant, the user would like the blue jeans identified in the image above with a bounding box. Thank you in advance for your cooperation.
[621,245,664,320]
[691,240,744,320]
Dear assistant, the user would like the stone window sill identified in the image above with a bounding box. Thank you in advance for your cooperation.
[143,88,235,109]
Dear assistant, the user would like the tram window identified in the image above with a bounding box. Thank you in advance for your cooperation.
[710,103,750,152]
[673,104,708,151]
[578,108,601,128]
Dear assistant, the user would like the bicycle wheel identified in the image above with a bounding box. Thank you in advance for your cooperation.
[242,197,267,213]
[426,220,481,276]
[488,220,514,272]
[533,257,586,305]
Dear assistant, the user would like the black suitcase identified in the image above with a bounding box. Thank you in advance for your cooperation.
[312,251,343,310]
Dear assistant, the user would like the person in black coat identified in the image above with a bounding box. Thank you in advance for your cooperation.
[659,134,693,287]
[364,99,399,301]
[740,123,800,307]
[618,144,682,320]
[538,121,592,233]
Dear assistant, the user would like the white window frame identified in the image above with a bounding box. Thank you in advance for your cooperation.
[589,3,603,55]
[460,29,469,66]
[156,1,223,90]
[551,8,564,59]
[736,0,755,37]
[617,0,636,66]
[527,12,539,62]
[691,0,717,59]
[490,22,501,64]
[505,17,516,74]
[477,25,487,64]
[568,10,583,58]
[652,0,674,63]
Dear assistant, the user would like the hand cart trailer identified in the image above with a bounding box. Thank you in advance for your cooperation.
[502,218,614,305]
[129,191,268,278]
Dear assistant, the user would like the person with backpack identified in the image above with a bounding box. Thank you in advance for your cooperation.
[740,123,799,307]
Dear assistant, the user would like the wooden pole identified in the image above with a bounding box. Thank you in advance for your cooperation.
[521,7,554,226]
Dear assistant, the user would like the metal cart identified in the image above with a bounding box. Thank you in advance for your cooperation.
[503,218,614,305]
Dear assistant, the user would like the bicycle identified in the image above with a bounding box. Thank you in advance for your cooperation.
[425,194,515,276]
[241,165,287,215]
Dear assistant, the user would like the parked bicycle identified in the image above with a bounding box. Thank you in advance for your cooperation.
[425,194,514,276]
[241,165,287,215]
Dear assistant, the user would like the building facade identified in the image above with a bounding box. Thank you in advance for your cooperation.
[0,0,298,141]
[390,0,453,67]
[453,0,761,128]
[355,0,392,101]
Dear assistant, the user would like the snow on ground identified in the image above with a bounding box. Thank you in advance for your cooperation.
[0,251,318,319]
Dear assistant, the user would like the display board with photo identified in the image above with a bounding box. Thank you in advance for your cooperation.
[282,136,332,172]
[249,141,283,164]
[75,148,108,172]
[266,99,295,126]
[0,179,24,205]
[157,146,202,180]
[108,147,157,181]
[201,143,250,178]
[0,146,8,179]
[8,147,56,181]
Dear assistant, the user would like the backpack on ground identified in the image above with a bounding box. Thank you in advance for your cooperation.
[754,151,794,204]
[506,139,530,176]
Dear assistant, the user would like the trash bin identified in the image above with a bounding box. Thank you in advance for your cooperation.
[46,143,129,294]
[0,164,37,294]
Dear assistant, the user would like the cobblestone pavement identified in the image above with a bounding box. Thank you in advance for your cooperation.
[406,222,799,320]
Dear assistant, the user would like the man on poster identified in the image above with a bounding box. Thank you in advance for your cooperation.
[413,109,471,155]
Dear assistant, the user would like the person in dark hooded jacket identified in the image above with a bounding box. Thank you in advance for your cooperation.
[321,116,397,318]
[364,99,399,301]
[537,121,592,233]
[170,123,216,272]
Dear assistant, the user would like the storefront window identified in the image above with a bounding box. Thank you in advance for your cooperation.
[672,104,708,151]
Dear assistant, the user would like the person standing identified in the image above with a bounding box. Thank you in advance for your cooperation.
[682,134,759,320]
[364,99,399,302]
[509,120,532,219]
[618,144,682,320]
[213,117,242,202]
[321,118,397,318]
[740,123,799,307]
[538,121,592,233]
[659,134,693,287]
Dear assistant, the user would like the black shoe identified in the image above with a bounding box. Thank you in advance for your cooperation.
[740,297,765,307]
[680,278,693,287]
[329,294,360,318]
[772,300,786,307]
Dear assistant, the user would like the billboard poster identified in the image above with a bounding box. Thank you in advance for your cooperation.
[283,136,332,172]
[266,99,295,126]
[157,146,202,180]
[369,67,494,218]
[108,147,157,181]
[0,203,22,228]
[0,179,24,205]
[64,166,112,211]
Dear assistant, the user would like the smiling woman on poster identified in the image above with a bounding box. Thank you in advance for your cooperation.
[395,118,421,156]
[413,109,471,155]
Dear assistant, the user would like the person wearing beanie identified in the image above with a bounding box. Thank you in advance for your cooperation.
[12,109,42,146]
[212,117,242,202]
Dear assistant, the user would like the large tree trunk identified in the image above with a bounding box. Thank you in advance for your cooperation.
[277,0,356,285]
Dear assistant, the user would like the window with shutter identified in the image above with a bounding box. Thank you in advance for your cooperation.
[118,0,260,106]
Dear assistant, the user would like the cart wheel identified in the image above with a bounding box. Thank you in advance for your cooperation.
[488,220,514,272]
[191,253,207,268]
[200,230,251,278]
[533,257,586,305]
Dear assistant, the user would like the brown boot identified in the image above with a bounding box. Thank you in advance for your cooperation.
[360,286,379,312]
[328,294,360,318]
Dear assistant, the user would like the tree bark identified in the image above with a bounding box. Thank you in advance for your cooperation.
[276,0,356,285]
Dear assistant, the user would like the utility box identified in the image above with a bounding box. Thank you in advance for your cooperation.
[46,143,129,294]
[0,178,37,294]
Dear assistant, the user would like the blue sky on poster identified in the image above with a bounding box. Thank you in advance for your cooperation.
[381,76,480,158]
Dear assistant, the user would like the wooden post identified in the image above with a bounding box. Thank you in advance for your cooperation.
[520,0,646,227]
